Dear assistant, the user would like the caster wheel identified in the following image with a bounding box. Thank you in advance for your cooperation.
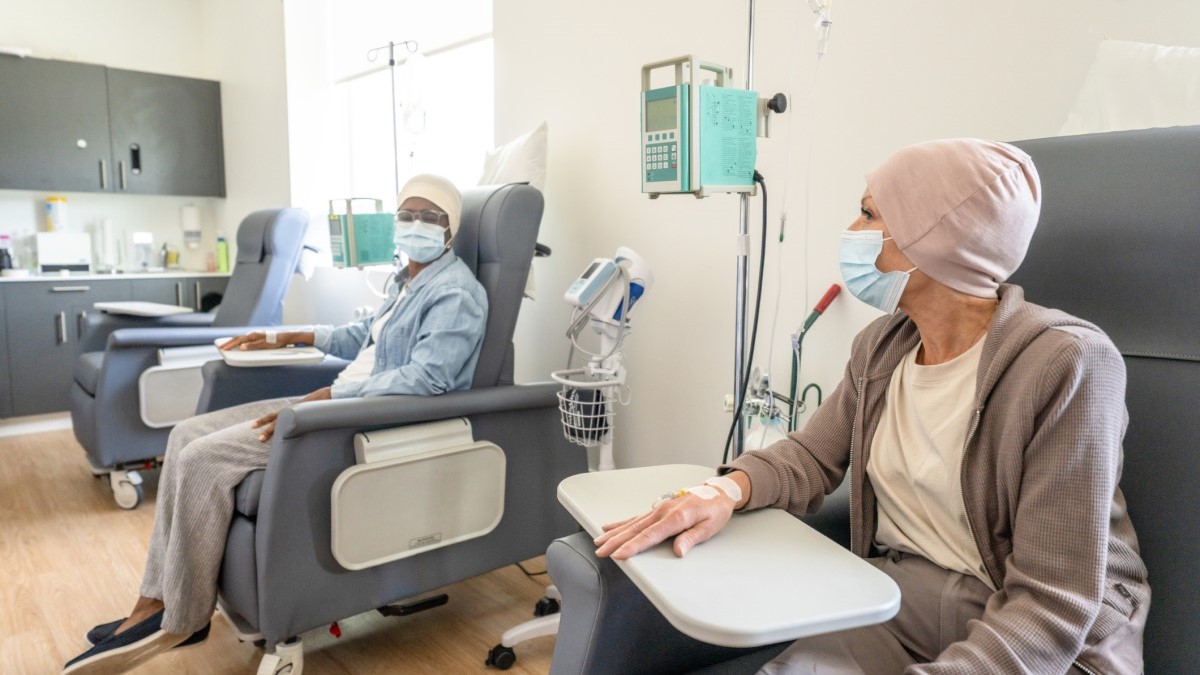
[114,480,143,510]
[485,644,516,670]
[533,597,561,617]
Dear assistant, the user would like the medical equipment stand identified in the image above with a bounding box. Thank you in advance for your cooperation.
[487,261,643,669]
[366,39,419,199]
[732,0,757,459]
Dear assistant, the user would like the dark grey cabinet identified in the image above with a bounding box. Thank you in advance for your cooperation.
[3,280,129,416]
[0,274,230,418]
[0,295,9,418]
[194,276,229,311]
[0,57,225,197]
[130,277,190,308]
[0,57,113,192]
[128,275,228,311]
[107,69,225,197]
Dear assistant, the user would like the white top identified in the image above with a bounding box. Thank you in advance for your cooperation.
[557,464,901,648]
[333,285,408,387]
[868,337,993,588]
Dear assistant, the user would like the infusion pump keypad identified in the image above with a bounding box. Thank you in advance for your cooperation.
[645,132,678,181]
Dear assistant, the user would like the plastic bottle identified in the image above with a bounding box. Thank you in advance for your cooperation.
[216,236,230,273]
[45,196,68,231]
[0,234,13,271]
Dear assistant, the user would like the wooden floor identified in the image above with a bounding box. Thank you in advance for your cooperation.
[0,430,557,674]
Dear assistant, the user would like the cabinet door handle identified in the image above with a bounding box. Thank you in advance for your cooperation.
[99,159,108,190]
[175,282,183,307]
[119,160,127,191]
[51,285,91,292]
[194,282,202,311]
[77,311,88,340]
[56,312,67,345]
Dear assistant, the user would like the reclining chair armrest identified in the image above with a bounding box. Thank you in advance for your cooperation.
[79,311,216,353]
[547,533,788,675]
[244,380,585,645]
[198,359,350,413]
[105,324,307,350]
[274,383,561,439]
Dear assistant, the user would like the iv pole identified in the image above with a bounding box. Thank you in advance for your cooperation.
[366,40,420,199]
[732,0,756,459]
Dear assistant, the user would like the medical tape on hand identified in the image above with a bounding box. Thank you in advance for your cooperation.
[704,475,743,503]
[650,478,740,510]
[265,330,278,345]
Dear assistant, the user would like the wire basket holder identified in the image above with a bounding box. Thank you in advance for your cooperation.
[552,367,628,448]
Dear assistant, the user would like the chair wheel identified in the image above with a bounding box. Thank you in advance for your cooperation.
[114,480,143,509]
[533,597,560,617]
[485,644,516,669]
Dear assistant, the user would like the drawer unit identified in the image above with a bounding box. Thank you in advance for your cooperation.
[3,280,130,416]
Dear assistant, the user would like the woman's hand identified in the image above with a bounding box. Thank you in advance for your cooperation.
[220,330,316,352]
[593,490,737,560]
[250,387,332,442]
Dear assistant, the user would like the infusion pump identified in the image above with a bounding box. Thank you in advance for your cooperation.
[641,55,758,198]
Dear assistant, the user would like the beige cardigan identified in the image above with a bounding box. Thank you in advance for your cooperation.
[725,284,1148,674]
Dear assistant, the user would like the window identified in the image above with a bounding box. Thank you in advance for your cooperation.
[331,0,494,208]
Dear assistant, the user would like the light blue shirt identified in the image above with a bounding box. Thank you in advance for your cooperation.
[314,250,488,399]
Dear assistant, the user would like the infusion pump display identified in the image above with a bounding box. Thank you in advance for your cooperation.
[641,84,689,193]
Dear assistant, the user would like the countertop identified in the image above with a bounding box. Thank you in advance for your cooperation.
[0,271,231,283]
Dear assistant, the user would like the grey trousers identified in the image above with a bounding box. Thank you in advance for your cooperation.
[140,397,294,634]
[758,551,993,674]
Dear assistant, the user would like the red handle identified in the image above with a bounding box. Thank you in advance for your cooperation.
[814,284,841,314]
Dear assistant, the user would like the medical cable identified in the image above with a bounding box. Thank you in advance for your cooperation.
[723,172,769,465]
[764,9,826,420]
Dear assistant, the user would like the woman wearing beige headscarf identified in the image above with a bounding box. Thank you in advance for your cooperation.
[596,139,1148,674]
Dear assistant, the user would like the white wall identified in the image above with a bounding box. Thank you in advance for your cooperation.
[494,0,1200,469]
[0,0,290,271]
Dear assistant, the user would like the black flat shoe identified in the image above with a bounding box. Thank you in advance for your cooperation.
[63,610,187,674]
[86,617,210,649]
[85,619,124,646]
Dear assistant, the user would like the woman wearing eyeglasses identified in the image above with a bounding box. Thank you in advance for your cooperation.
[64,174,488,674]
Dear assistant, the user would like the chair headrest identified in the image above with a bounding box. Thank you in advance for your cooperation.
[212,208,309,327]
[452,183,544,387]
[1010,126,1200,362]
[236,208,305,264]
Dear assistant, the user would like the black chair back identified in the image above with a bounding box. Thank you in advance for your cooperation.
[1011,126,1200,673]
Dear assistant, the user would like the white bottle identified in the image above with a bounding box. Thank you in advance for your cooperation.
[45,196,68,231]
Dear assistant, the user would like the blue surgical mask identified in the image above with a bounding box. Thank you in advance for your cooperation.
[839,229,916,314]
[394,221,449,264]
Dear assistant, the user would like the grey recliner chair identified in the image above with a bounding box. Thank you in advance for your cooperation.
[545,126,1200,674]
[69,208,309,509]
[192,184,586,674]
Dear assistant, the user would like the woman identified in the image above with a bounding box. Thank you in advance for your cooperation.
[595,139,1148,673]
[64,174,489,674]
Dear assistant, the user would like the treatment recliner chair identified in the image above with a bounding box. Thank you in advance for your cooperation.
[545,126,1200,674]
[69,208,309,509]
[192,184,586,675]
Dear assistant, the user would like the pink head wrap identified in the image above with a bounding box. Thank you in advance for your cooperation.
[865,138,1041,298]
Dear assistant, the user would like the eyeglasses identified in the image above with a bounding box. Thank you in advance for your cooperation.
[395,209,448,226]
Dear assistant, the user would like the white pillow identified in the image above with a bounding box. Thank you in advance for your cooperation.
[478,122,548,192]
[1059,40,1200,136]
